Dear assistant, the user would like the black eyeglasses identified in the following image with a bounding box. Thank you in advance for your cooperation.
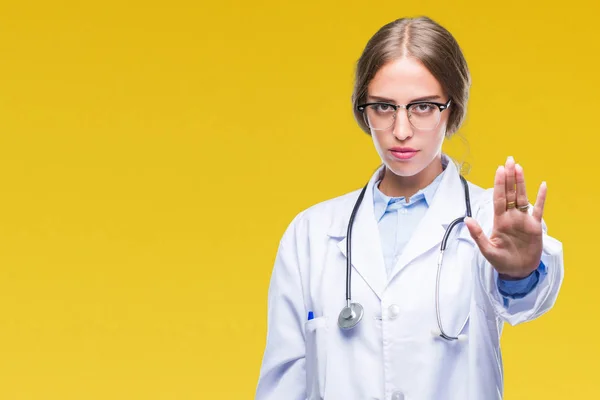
[357,98,451,131]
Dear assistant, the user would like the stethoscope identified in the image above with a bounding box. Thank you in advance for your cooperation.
[337,174,472,342]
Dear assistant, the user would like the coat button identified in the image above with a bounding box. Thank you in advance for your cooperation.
[388,304,400,319]
[391,392,405,400]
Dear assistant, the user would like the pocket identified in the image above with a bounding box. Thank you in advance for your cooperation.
[305,316,328,400]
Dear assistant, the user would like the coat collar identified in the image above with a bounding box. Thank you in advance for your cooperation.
[326,156,473,299]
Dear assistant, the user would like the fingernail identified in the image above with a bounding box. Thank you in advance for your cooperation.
[507,156,514,163]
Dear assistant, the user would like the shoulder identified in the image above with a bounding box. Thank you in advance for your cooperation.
[281,187,363,241]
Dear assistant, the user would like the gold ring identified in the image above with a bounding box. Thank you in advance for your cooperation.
[517,204,529,212]
[506,201,516,209]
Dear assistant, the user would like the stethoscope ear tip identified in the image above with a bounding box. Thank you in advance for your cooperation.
[430,329,467,342]
[430,329,442,338]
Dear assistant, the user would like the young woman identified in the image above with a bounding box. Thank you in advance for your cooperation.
[256,16,564,400]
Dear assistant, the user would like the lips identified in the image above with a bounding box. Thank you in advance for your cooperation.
[389,148,419,160]
[390,147,417,153]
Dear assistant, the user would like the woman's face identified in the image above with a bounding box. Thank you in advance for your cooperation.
[366,57,450,179]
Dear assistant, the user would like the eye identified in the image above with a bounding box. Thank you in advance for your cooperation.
[410,103,437,114]
[371,103,395,113]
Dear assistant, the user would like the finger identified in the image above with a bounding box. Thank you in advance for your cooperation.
[515,163,528,208]
[505,156,516,206]
[532,181,547,222]
[465,217,494,258]
[493,165,506,216]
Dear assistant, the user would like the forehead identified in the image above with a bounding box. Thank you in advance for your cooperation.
[367,57,444,102]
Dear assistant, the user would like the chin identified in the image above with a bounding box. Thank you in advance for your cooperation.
[383,161,425,178]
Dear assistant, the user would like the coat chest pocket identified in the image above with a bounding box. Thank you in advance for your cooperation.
[305,316,328,400]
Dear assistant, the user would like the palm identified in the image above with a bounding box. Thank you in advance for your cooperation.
[465,157,546,279]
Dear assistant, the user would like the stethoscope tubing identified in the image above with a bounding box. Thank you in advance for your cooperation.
[341,174,472,341]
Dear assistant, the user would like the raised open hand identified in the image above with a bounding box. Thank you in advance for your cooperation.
[465,156,546,279]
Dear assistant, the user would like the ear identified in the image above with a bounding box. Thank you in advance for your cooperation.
[444,124,456,138]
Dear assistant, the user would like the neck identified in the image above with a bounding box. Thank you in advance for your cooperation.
[378,156,444,200]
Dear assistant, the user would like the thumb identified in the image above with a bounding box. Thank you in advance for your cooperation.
[464,217,493,257]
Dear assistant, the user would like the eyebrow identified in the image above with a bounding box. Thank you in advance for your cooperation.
[367,95,443,103]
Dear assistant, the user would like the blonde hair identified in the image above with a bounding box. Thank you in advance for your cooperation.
[352,17,471,137]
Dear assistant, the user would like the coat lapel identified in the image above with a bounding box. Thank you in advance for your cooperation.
[326,161,473,299]
[327,165,388,300]
[388,163,470,282]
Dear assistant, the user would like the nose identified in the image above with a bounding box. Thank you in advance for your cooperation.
[392,109,413,141]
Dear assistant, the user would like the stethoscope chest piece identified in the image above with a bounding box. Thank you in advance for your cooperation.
[337,302,364,330]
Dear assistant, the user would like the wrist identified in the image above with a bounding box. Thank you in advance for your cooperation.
[498,270,535,281]
[498,262,540,281]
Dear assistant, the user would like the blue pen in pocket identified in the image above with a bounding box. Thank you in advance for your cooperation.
[308,311,314,320]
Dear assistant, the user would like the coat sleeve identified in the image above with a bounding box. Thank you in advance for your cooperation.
[255,212,307,400]
[473,189,565,326]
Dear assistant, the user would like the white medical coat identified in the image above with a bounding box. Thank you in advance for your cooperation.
[256,163,564,400]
